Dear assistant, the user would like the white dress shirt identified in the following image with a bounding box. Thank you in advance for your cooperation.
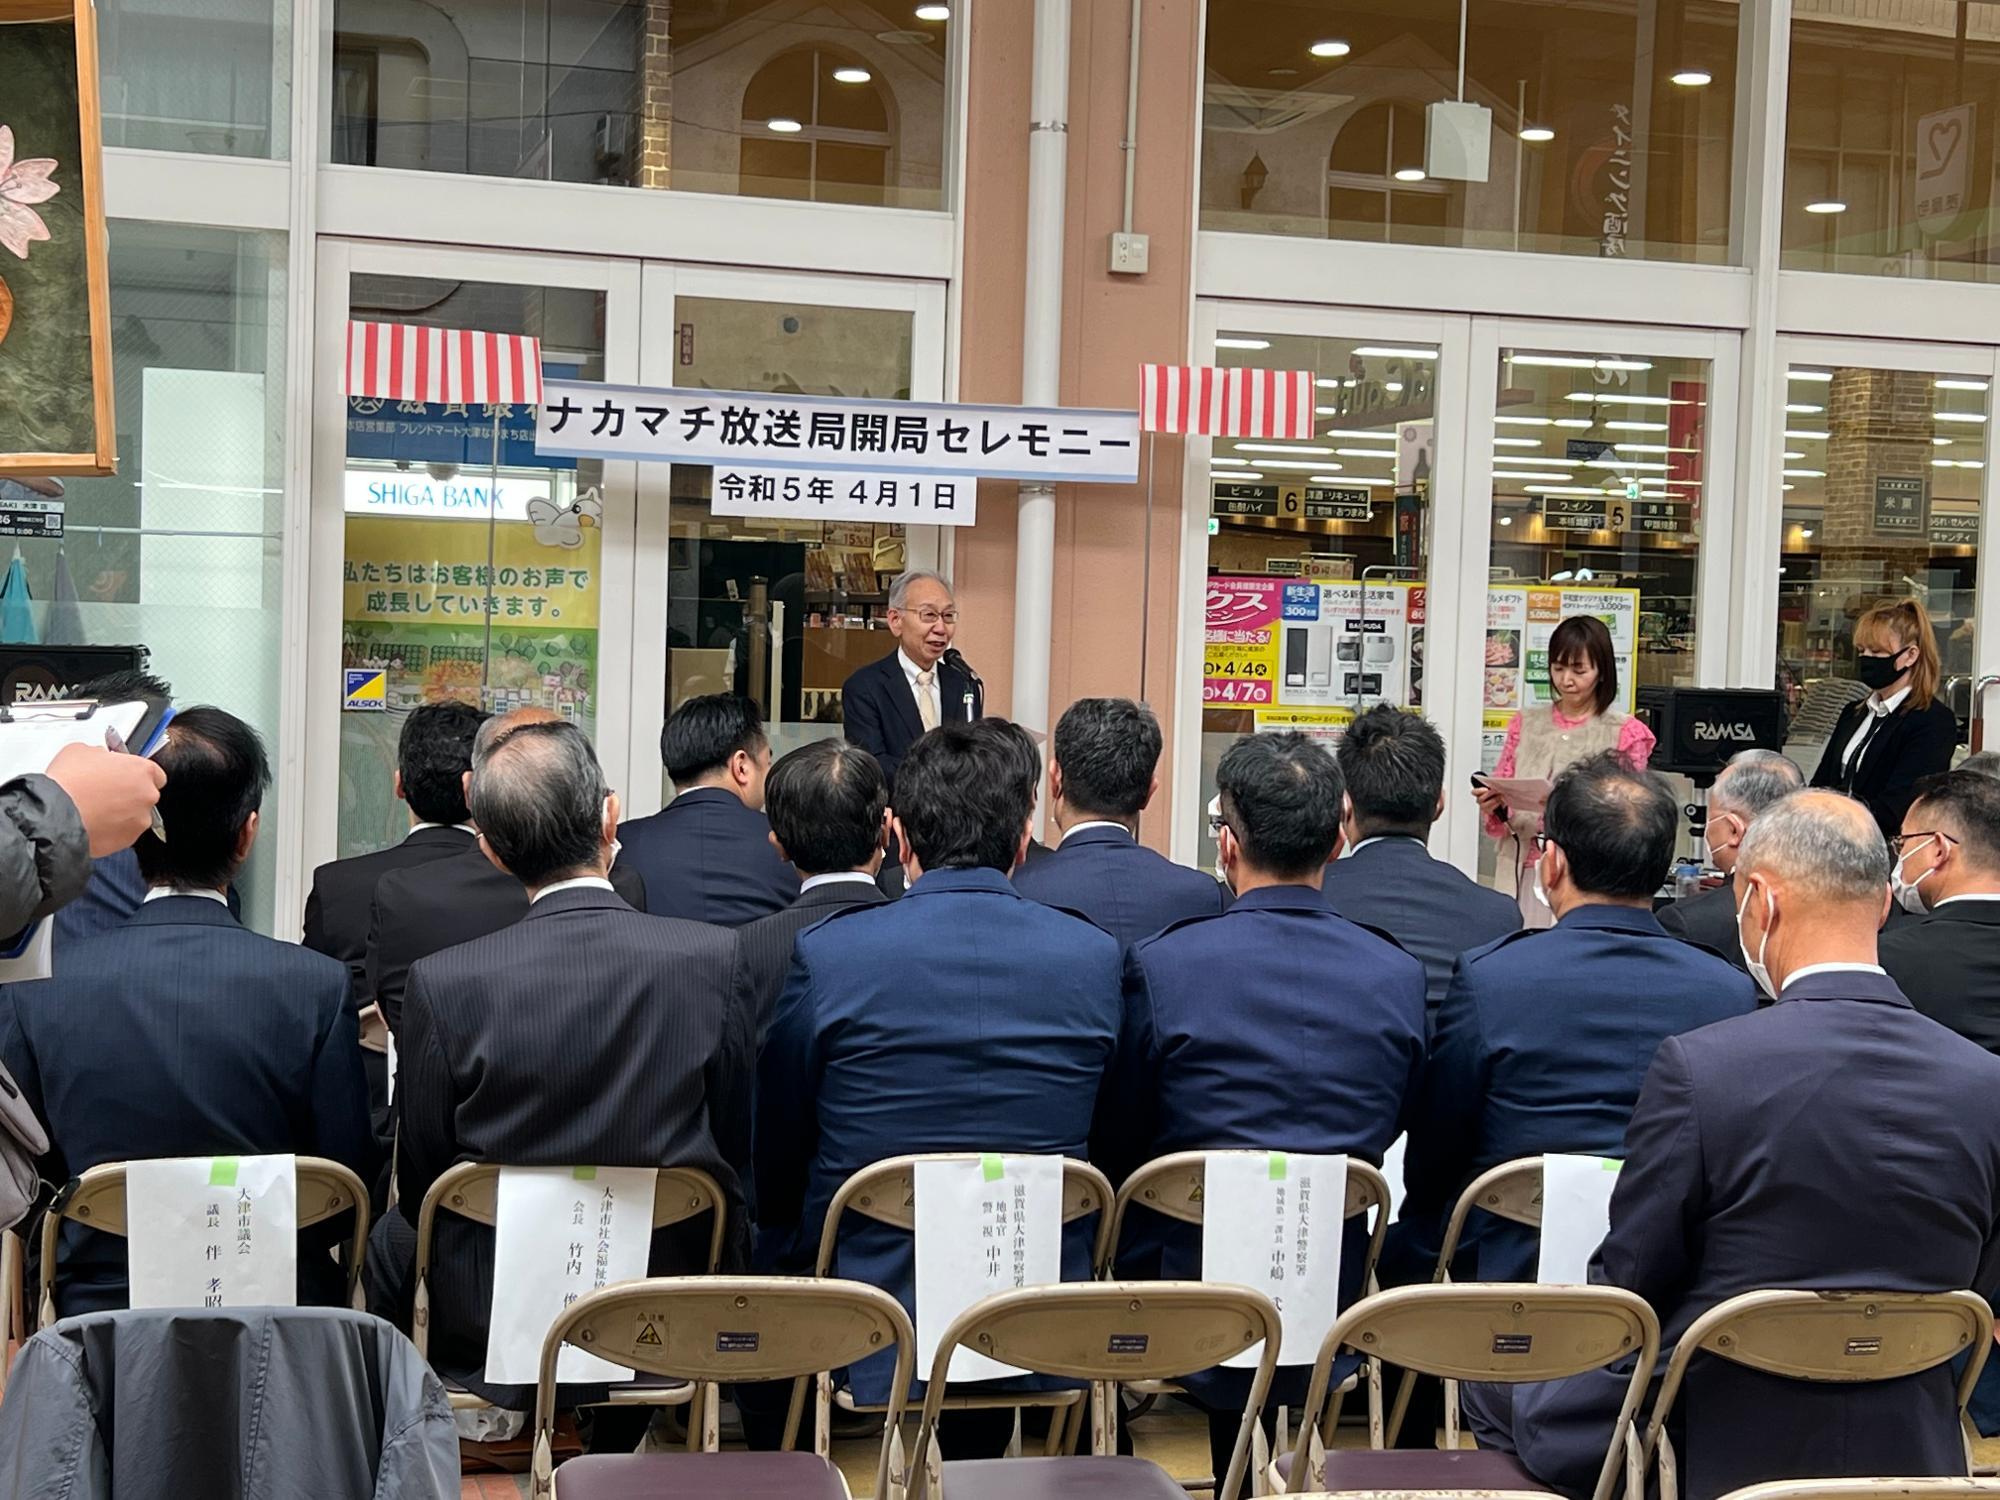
[1057,820,1131,845]
[1841,686,1911,771]
[899,648,941,727]
[409,822,477,835]
[1935,893,2000,909]
[530,875,615,905]
[143,886,229,905]
[1784,961,1888,987]
[801,871,879,894]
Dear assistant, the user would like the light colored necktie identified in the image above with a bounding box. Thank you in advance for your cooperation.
[916,669,939,730]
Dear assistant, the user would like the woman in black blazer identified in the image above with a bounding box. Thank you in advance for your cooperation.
[1810,598,1960,839]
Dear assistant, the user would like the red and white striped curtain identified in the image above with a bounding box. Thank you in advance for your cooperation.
[1139,364,1316,439]
[344,321,544,406]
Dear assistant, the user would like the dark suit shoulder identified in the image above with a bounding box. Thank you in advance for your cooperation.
[1457,925,1546,969]
[1129,905,1233,957]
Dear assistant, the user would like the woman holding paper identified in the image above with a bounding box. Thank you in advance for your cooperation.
[1473,614,1655,926]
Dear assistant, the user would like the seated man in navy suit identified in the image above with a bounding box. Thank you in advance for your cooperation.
[1474,791,2000,1500]
[1095,730,1426,1480]
[1322,705,1518,1020]
[756,718,1122,1459]
[840,572,978,789]
[1389,752,1757,1287]
[615,692,798,925]
[0,707,373,1316]
[1013,697,1225,945]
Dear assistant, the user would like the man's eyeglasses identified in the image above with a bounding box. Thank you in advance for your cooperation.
[1891,830,1958,856]
[906,609,959,627]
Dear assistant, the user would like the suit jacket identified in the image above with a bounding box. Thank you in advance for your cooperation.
[0,897,372,1315]
[303,826,476,1006]
[1321,835,1520,1013]
[366,845,646,1035]
[878,836,1049,900]
[49,849,147,948]
[1011,824,1227,948]
[395,884,753,1401]
[755,865,1122,1404]
[1094,886,1426,1406]
[1511,971,2000,1500]
[1656,875,1745,969]
[1811,696,1959,840]
[616,787,798,927]
[840,649,977,788]
[732,876,888,1045]
[1881,898,2000,1055]
[1391,905,1758,1286]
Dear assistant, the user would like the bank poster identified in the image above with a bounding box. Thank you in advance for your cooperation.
[1480,585,1640,771]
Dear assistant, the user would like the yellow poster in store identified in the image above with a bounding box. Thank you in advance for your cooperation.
[342,516,601,630]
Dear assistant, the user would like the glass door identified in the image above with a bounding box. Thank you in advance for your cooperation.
[624,264,948,816]
[301,241,643,918]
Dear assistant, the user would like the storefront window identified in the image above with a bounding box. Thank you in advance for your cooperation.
[664,296,916,798]
[1773,362,1983,771]
[337,276,607,860]
[1195,330,1439,866]
[1478,345,1711,884]
[1201,0,1736,262]
[329,0,948,208]
[1784,4,2000,284]
[7,223,288,926]
[99,0,290,157]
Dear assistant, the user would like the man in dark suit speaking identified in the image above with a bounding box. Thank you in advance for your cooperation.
[840,571,978,787]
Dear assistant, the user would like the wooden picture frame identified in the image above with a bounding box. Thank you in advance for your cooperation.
[0,0,116,476]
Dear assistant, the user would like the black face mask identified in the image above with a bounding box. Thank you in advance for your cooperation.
[1855,652,1909,692]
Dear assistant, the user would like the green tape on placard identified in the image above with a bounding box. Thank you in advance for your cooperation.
[573,1166,598,1181]
[981,1154,1004,1182]
[1602,1159,1622,1173]
[210,1158,238,1187]
[1269,1153,1288,1181]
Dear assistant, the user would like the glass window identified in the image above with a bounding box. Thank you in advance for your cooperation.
[1201,0,1737,261]
[5,223,288,926]
[1478,345,1712,886]
[337,276,608,860]
[663,296,916,799]
[1784,4,2000,283]
[99,0,290,157]
[329,0,949,208]
[1773,362,1982,771]
[1194,330,1439,866]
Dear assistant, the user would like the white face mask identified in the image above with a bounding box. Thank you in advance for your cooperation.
[1736,883,1778,1002]
[1891,836,1938,915]
[1532,866,1551,910]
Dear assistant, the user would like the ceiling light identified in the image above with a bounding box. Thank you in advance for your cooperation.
[1554,418,1594,428]
[1527,485,1617,497]
[1353,345,1437,359]
[1935,437,1954,446]
[1785,429,1829,440]
[1233,442,1334,455]
[1499,515,1514,525]
[1563,392,1688,407]
[1964,460,1987,469]
[1783,468,1826,477]
[766,117,804,133]
[1320,428,1396,440]
[1933,459,1957,468]
[1211,457,1248,466]
[1334,447,1396,458]
[1249,459,1343,472]
[1494,437,1542,447]
[914,3,950,19]
[1497,456,1579,467]
[1783,450,1804,460]
[1800,526,1813,537]
[1383,381,1403,392]
[1938,379,1991,391]
[1804,201,1846,214]
[1785,403,1823,414]
[1215,470,1264,481]
[1789,369,1833,382]
[832,66,873,84]
[1604,420,1669,431]
[1506,355,1653,371]
[1392,167,1427,182]
[1614,444,1697,454]
[1518,126,1555,143]
[1215,337,1271,349]
[1493,470,1573,479]
[1309,39,1350,57]
[1782,484,1795,492]
[1495,416,1553,426]
[1937,411,1989,423]
[1670,69,1712,86]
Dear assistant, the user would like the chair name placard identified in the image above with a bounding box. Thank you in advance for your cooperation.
[125,1154,297,1311]
[1201,1152,1346,1368]
[912,1154,1062,1382]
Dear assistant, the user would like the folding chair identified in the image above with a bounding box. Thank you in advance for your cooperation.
[907,1281,1282,1500]
[0,1226,22,1398]
[38,1155,370,1328]
[1718,1483,2000,1500]
[1278,1284,1659,1500]
[1641,1290,1994,1500]
[528,1275,915,1500]
[412,1160,726,1427]
[812,1153,1115,1458]
[1106,1152,1393,1467]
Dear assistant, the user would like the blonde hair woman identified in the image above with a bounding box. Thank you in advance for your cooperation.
[1809,598,1958,839]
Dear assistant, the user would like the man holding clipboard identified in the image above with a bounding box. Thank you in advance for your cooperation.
[0,717,164,941]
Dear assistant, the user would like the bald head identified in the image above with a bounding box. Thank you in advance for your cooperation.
[474,704,562,758]
[1737,791,1890,905]
[468,716,614,890]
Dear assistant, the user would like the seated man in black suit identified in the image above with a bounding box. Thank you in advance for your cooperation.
[0,707,373,1316]
[1475,791,2000,1500]
[1882,768,2000,1054]
[840,571,978,789]
[1013,697,1225,945]
[366,718,751,1430]
[615,693,798,925]
[366,707,646,1036]
[733,737,889,1044]
[1322,705,1518,1018]
[1656,748,1802,968]
[303,700,485,1004]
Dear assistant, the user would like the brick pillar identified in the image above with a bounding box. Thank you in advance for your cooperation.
[1821,367,1935,631]
[629,0,671,189]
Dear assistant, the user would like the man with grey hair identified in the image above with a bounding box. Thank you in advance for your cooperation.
[1657,748,1804,969]
[369,717,751,1441]
[840,570,979,787]
[1472,790,2000,1500]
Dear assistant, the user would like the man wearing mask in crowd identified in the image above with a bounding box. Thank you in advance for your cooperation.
[1881,769,2000,1055]
[1657,749,1803,969]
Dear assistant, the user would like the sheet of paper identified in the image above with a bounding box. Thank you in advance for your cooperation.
[0,920,52,982]
[1536,1153,1623,1285]
[485,1165,657,1384]
[1202,1152,1345,1369]
[914,1154,1062,1383]
[1377,1135,1408,1229]
[0,701,150,782]
[126,1154,298,1310]
[1477,775,1554,815]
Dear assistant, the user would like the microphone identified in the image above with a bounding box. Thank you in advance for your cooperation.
[943,648,983,720]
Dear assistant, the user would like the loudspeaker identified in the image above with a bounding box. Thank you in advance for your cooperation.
[1636,686,1788,779]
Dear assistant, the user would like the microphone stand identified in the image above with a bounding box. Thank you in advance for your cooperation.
[945,649,984,721]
